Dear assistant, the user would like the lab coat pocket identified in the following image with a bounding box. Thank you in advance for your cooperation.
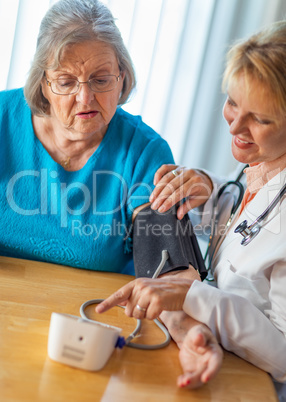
[216,258,270,311]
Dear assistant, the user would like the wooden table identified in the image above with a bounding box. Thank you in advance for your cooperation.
[0,256,278,401]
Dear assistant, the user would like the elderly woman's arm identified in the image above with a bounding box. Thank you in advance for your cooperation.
[183,278,286,382]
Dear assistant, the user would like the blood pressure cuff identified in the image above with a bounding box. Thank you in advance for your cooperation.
[133,204,207,280]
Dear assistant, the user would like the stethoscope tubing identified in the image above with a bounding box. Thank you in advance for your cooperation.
[204,176,245,273]
[235,181,286,245]
[249,183,286,226]
[206,165,286,277]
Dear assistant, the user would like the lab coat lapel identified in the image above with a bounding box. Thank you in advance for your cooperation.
[213,169,286,263]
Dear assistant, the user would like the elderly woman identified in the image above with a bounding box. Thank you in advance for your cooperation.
[0,0,173,274]
[97,20,286,394]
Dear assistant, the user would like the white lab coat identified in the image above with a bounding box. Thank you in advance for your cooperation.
[184,167,286,382]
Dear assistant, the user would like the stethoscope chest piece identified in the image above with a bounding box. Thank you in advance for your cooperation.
[234,181,286,246]
[234,219,261,246]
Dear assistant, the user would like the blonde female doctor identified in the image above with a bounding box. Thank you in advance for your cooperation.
[96,20,286,395]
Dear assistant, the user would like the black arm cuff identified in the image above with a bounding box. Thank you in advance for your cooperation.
[133,204,207,280]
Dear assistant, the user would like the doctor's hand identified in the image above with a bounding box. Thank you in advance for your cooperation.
[95,277,194,320]
[149,164,213,220]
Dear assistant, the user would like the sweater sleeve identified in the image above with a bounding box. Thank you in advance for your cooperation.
[126,137,174,219]
[121,134,174,253]
[183,279,286,382]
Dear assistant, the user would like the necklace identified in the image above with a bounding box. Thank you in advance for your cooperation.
[60,156,71,169]
[51,135,71,169]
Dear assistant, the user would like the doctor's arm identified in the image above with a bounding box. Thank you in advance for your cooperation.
[184,267,286,382]
[97,204,223,388]
[96,276,224,388]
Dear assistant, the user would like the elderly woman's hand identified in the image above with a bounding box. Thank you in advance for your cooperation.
[177,324,223,388]
[96,277,194,320]
[149,164,213,220]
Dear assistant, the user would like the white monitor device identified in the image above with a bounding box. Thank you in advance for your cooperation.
[48,312,122,371]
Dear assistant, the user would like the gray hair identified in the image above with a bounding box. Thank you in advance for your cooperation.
[24,0,136,116]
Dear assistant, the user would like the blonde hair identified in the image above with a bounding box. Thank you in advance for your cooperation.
[24,0,136,116]
[222,20,286,115]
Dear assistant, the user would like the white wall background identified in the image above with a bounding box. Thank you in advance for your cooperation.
[1,0,286,175]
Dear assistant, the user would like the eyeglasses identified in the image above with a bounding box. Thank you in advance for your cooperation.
[45,74,121,95]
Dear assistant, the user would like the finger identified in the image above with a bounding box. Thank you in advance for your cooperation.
[155,181,192,213]
[177,193,210,219]
[150,165,184,204]
[150,171,180,204]
[142,296,162,320]
[155,168,208,209]
[177,371,204,389]
[190,326,208,349]
[125,295,148,318]
[132,301,150,319]
[200,350,223,384]
[177,373,192,388]
[118,300,128,307]
[162,175,213,212]
[152,168,212,208]
[130,285,166,320]
[124,301,135,317]
[178,190,214,220]
[95,282,134,313]
[145,304,163,320]
[194,329,223,384]
[124,288,140,317]
[153,164,179,186]
[151,174,190,210]
[177,201,192,220]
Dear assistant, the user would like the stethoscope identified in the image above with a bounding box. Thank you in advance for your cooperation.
[204,166,245,277]
[204,164,286,279]
[235,182,286,245]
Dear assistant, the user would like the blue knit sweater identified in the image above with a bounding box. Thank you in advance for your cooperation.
[0,88,174,274]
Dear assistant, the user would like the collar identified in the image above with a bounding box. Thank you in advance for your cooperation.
[244,154,286,194]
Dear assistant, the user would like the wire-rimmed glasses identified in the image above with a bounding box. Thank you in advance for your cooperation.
[45,74,121,95]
